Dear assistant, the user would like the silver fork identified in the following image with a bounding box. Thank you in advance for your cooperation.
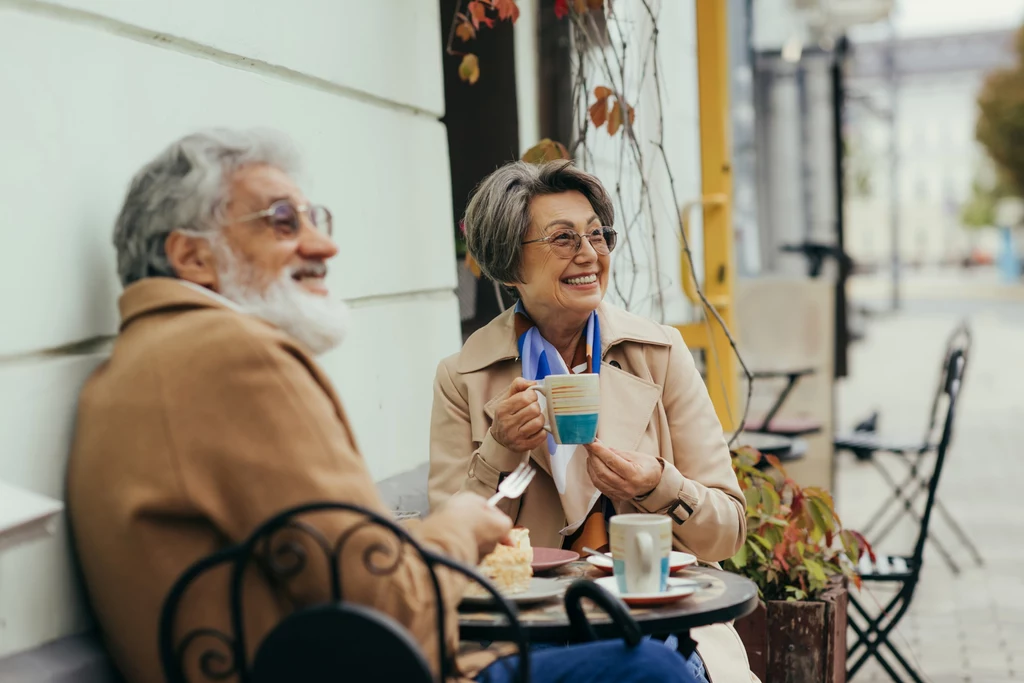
[487,461,537,507]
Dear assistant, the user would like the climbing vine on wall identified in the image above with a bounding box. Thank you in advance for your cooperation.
[445,0,631,151]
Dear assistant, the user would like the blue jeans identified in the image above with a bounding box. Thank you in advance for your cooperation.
[475,638,710,683]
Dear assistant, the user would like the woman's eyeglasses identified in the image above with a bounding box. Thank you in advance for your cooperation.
[232,200,333,239]
[521,226,617,259]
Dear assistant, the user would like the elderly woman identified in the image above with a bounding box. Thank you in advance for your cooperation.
[429,161,754,683]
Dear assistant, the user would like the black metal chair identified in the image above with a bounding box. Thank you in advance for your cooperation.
[845,346,967,683]
[159,502,531,683]
[834,322,982,575]
[564,580,643,645]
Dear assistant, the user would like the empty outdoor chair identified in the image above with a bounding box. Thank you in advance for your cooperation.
[846,345,967,683]
[834,322,982,574]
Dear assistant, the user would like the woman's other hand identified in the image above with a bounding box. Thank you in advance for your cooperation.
[584,440,663,501]
[491,378,548,453]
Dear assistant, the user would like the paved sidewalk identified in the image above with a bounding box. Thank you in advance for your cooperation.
[834,282,1024,682]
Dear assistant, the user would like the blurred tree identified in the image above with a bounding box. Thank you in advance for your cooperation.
[961,162,1013,229]
[976,26,1024,198]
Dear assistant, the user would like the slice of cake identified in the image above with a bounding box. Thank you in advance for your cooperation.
[464,527,533,597]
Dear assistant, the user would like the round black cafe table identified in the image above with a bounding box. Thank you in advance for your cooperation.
[458,561,758,644]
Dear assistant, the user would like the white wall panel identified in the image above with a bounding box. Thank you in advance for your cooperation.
[0,354,106,657]
[318,293,463,483]
[0,8,455,355]
[36,0,445,115]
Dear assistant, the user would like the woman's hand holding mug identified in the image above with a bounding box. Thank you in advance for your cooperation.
[491,378,548,453]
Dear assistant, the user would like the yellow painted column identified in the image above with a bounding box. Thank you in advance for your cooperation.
[676,0,739,432]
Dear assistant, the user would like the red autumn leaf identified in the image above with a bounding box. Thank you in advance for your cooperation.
[589,98,609,128]
[458,53,480,85]
[455,16,476,41]
[790,488,805,517]
[468,0,484,26]
[468,1,494,28]
[554,0,569,18]
[594,85,612,100]
[764,453,788,475]
[573,0,587,14]
[607,99,623,135]
[493,0,520,21]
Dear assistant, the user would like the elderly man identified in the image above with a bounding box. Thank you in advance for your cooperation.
[67,129,704,683]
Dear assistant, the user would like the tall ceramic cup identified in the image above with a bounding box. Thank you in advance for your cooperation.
[609,514,672,594]
[527,373,600,445]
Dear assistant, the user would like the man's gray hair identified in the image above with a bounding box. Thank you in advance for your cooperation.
[464,160,615,284]
[113,128,301,286]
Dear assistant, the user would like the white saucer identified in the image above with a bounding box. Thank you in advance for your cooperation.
[586,551,698,574]
[593,576,701,607]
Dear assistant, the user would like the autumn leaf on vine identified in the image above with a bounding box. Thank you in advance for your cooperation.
[554,0,569,19]
[459,54,480,85]
[493,0,520,21]
[608,99,636,136]
[468,0,495,28]
[522,138,571,164]
[589,86,612,127]
[589,86,634,136]
[455,15,476,41]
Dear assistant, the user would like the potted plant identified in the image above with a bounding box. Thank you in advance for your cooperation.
[725,447,872,683]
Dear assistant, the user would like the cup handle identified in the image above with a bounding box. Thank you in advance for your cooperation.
[527,385,553,433]
[636,532,654,578]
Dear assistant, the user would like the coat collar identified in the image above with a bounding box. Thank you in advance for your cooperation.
[118,277,241,330]
[456,300,672,374]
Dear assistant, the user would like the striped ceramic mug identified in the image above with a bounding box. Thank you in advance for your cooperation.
[528,373,600,445]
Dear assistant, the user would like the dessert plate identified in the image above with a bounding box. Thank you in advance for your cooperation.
[531,547,580,573]
[461,577,565,607]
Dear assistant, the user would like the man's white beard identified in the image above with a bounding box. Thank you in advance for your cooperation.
[212,240,350,356]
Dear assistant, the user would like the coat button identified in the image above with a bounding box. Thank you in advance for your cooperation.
[610,361,621,369]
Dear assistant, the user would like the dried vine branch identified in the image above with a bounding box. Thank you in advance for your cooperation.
[567,1,754,442]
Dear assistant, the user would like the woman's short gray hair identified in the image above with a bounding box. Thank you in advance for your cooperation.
[464,160,614,284]
[113,128,301,286]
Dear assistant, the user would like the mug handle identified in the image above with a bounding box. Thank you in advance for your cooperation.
[527,385,553,434]
[635,532,654,578]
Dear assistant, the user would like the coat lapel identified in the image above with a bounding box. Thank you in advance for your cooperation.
[595,361,662,451]
[466,301,673,482]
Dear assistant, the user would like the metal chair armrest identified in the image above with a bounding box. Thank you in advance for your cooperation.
[563,580,642,647]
